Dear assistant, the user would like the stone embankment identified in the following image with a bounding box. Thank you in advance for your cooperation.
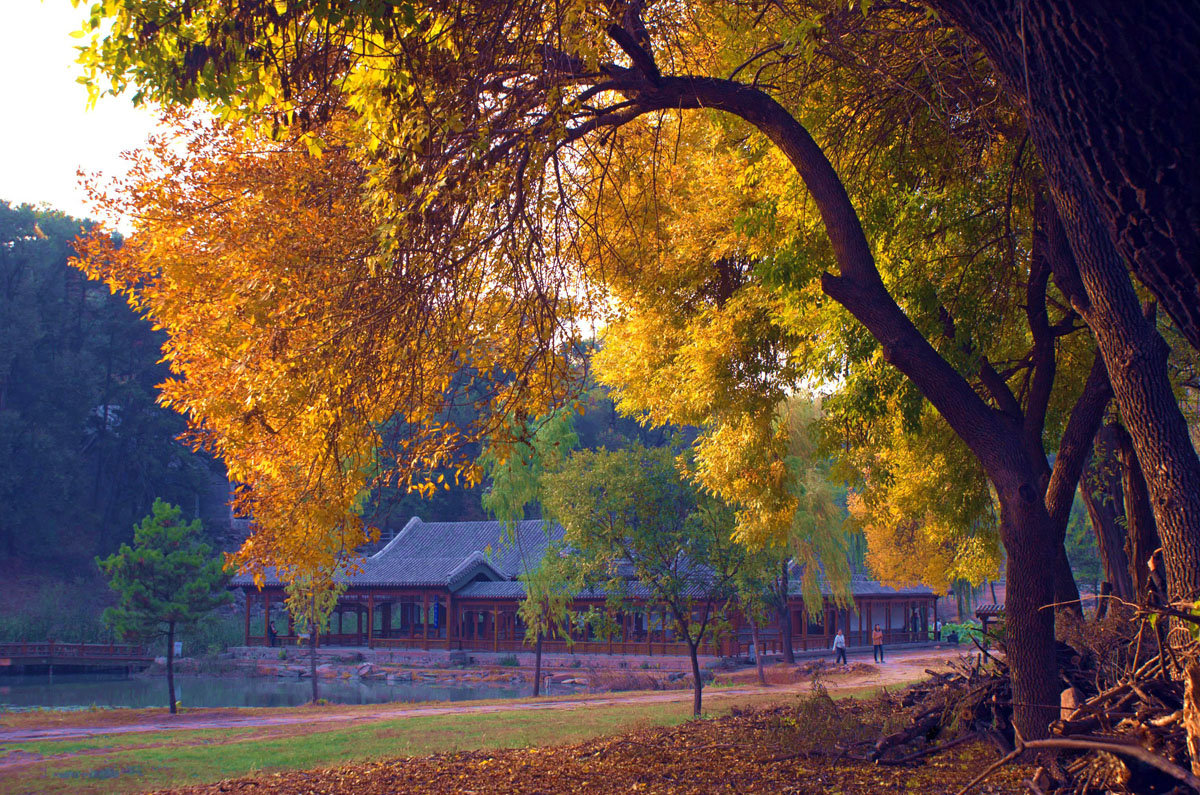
[141,646,716,693]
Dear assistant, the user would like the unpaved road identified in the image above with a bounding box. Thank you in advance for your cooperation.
[0,646,965,747]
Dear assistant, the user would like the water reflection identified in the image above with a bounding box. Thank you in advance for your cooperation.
[0,673,522,710]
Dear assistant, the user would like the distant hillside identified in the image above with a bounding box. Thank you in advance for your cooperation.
[0,201,225,573]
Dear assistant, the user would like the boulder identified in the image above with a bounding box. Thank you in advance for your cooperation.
[315,663,338,679]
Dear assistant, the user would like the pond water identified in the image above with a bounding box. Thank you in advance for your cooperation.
[0,673,522,710]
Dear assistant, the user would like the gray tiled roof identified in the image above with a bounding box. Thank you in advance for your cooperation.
[455,580,529,599]
[787,572,936,598]
[231,518,935,601]
[231,517,562,588]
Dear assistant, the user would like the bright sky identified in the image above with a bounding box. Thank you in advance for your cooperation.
[0,0,159,221]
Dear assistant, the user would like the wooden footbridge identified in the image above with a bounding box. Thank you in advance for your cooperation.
[0,641,153,671]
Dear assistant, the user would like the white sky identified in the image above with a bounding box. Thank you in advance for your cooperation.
[0,0,159,221]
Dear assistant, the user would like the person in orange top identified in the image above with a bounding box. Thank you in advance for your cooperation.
[872,624,885,663]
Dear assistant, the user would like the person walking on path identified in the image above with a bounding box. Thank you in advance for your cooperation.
[832,628,847,666]
[872,624,884,663]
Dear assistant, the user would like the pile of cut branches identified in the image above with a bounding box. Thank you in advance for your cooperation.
[874,603,1200,794]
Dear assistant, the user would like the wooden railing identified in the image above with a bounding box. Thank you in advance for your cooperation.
[0,641,151,660]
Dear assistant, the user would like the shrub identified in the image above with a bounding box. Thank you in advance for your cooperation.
[940,620,984,645]
[497,654,520,667]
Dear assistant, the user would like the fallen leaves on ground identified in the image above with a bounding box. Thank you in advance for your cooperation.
[153,705,1030,794]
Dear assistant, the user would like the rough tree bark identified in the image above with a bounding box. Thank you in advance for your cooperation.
[1041,205,1200,607]
[932,0,1200,609]
[687,638,704,716]
[928,0,1200,351]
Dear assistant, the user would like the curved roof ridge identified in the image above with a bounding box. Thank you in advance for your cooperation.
[370,515,422,559]
[446,550,505,589]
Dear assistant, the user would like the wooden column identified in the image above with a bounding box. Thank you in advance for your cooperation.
[422,592,429,649]
[367,593,375,648]
[243,590,251,646]
[445,595,453,650]
[356,597,363,645]
[263,590,270,645]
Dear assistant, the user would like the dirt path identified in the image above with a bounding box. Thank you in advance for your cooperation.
[0,647,963,747]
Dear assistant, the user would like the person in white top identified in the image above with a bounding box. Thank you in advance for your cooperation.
[832,628,847,665]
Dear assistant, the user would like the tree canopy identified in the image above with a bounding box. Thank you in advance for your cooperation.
[72,0,1200,739]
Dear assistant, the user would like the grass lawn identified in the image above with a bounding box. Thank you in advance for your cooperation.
[0,684,895,795]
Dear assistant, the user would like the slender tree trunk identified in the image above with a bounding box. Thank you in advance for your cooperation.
[166,621,176,715]
[778,562,794,664]
[750,621,766,685]
[309,628,318,703]
[1080,426,1134,602]
[532,633,543,697]
[688,640,703,716]
[1113,424,1163,601]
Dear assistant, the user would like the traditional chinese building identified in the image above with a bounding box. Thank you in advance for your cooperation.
[232,517,937,657]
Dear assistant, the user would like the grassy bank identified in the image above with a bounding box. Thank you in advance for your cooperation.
[0,685,892,795]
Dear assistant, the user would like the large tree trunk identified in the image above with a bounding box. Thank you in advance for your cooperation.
[1112,424,1163,602]
[1057,220,1200,609]
[933,0,1200,609]
[928,1,1200,351]
[166,621,177,715]
[997,490,1061,739]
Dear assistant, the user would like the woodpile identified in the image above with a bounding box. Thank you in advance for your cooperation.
[869,604,1200,794]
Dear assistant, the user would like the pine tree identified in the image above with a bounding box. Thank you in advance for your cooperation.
[97,500,232,714]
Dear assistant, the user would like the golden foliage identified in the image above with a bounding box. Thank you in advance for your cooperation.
[845,408,1003,591]
[74,112,583,579]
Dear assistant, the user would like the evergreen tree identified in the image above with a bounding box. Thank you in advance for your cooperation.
[97,500,232,714]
